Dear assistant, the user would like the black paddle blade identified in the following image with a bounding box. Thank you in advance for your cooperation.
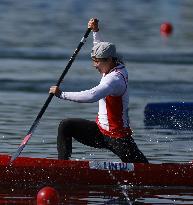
[10,133,32,163]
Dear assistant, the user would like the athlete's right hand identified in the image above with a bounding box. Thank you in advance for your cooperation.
[49,86,61,97]
[88,18,99,32]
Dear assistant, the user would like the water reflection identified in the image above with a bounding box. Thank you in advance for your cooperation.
[1,185,193,204]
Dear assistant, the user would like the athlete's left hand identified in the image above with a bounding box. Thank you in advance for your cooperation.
[49,86,61,97]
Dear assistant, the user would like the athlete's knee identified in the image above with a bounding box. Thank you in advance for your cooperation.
[58,119,73,135]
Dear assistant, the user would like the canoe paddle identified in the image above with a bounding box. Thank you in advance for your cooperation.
[10,28,91,163]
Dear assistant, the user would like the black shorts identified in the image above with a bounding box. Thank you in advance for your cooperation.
[57,118,148,163]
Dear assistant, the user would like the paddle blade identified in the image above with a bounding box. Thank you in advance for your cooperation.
[10,133,32,163]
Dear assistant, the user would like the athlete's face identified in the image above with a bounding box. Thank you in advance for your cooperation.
[92,57,112,74]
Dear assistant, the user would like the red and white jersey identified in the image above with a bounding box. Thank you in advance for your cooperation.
[60,64,131,138]
[96,64,131,138]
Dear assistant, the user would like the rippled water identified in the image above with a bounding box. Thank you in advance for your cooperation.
[1,0,193,204]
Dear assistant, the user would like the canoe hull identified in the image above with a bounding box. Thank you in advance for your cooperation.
[0,154,193,187]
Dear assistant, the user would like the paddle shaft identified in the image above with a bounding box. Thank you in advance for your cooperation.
[11,28,91,162]
[29,28,91,134]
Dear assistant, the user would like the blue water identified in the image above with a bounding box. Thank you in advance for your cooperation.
[1,0,193,204]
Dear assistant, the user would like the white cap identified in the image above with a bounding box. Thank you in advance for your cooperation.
[91,42,118,58]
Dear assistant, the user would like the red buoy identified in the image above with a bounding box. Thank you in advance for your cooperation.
[37,186,59,205]
[160,22,173,36]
